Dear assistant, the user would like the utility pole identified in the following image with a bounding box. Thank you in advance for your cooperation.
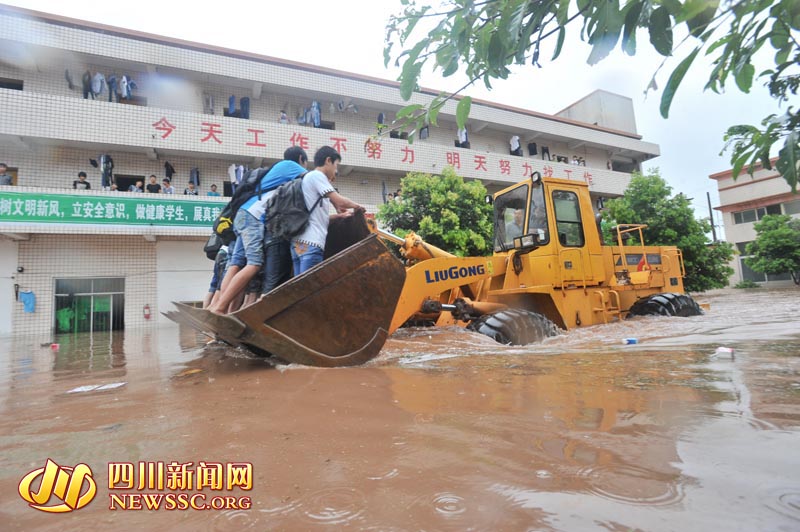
[707,191,718,242]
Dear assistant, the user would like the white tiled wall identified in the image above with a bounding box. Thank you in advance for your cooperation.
[13,234,157,337]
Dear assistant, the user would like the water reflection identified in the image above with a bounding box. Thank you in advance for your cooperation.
[0,289,798,531]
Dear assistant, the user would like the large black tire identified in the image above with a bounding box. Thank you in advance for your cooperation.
[467,309,561,346]
[627,293,704,318]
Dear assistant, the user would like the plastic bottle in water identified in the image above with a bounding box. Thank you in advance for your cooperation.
[622,338,638,345]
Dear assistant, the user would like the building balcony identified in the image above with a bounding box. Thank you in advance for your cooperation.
[0,89,636,196]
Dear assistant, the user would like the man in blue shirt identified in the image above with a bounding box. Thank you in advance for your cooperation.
[207,184,221,196]
[209,146,308,314]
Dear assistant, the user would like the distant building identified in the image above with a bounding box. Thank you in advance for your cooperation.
[0,4,660,336]
[710,160,800,286]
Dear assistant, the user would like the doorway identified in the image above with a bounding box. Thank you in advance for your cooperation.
[54,278,125,333]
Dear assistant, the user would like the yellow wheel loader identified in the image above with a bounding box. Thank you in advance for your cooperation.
[167,173,701,366]
[377,172,702,346]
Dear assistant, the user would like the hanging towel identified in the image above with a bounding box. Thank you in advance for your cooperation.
[19,291,36,313]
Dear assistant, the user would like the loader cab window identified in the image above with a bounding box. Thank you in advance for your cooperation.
[552,190,585,247]
[493,185,529,251]
[528,183,549,244]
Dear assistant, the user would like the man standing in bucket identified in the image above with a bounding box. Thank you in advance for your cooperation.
[290,146,363,274]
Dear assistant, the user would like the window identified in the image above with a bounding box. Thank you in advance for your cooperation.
[493,184,529,251]
[784,199,800,216]
[736,241,753,254]
[0,77,23,91]
[740,259,766,282]
[734,204,783,224]
[527,183,549,244]
[734,209,758,224]
[757,204,782,219]
[552,190,585,247]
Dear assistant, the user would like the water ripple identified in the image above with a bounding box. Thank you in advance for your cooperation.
[576,463,686,506]
[300,487,366,525]
[762,486,800,521]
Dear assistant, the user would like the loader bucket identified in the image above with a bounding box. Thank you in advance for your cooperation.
[166,218,406,367]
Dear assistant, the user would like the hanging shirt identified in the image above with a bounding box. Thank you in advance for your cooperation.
[458,128,468,144]
[227,164,236,183]
[19,291,36,313]
[91,73,106,96]
[510,135,520,152]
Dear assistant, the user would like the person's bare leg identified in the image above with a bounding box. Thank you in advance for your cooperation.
[209,290,222,308]
[210,264,260,314]
[202,291,213,309]
[228,290,245,313]
[242,292,258,308]
[208,264,242,313]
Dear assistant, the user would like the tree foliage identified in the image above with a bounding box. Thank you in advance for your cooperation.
[377,166,493,256]
[385,0,800,190]
[745,214,800,284]
[605,169,734,291]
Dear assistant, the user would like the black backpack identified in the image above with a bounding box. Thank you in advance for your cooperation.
[264,173,324,241]
[212,166,271,244]
[203,232,223,260]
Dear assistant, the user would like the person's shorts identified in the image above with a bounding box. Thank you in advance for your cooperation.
[229,210,264,268]
[245,267,263,294]
[208,255,228,292]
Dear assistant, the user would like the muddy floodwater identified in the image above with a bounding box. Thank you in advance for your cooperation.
[1,288,799,531]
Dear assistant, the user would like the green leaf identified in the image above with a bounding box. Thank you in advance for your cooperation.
[442,58,459,77]
[426,102,441,127]
[775,131,799,192]
[622,1,644,56]
[552,27,566,60]
[555,0,570,25]
[399,61,422,100]
[396,104,424,119]
[648,6,674,56]
[661,47,700,118]
[488,32,506,70]
[456,96,472,130]
[734,62,755,93]
[586,0,623,65]
[685,2,719,38]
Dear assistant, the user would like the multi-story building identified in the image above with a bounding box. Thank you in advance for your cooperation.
[0,4,660,337]
[711,160,800,286]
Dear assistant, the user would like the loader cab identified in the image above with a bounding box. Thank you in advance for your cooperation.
[493,178,550,252]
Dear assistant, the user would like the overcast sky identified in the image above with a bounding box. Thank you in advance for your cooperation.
[5,0,783,232]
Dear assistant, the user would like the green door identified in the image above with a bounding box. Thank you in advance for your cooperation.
[92,295,112,332]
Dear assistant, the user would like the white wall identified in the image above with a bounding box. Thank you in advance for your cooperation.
[156,239,213,322]
[0,239,19,335]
